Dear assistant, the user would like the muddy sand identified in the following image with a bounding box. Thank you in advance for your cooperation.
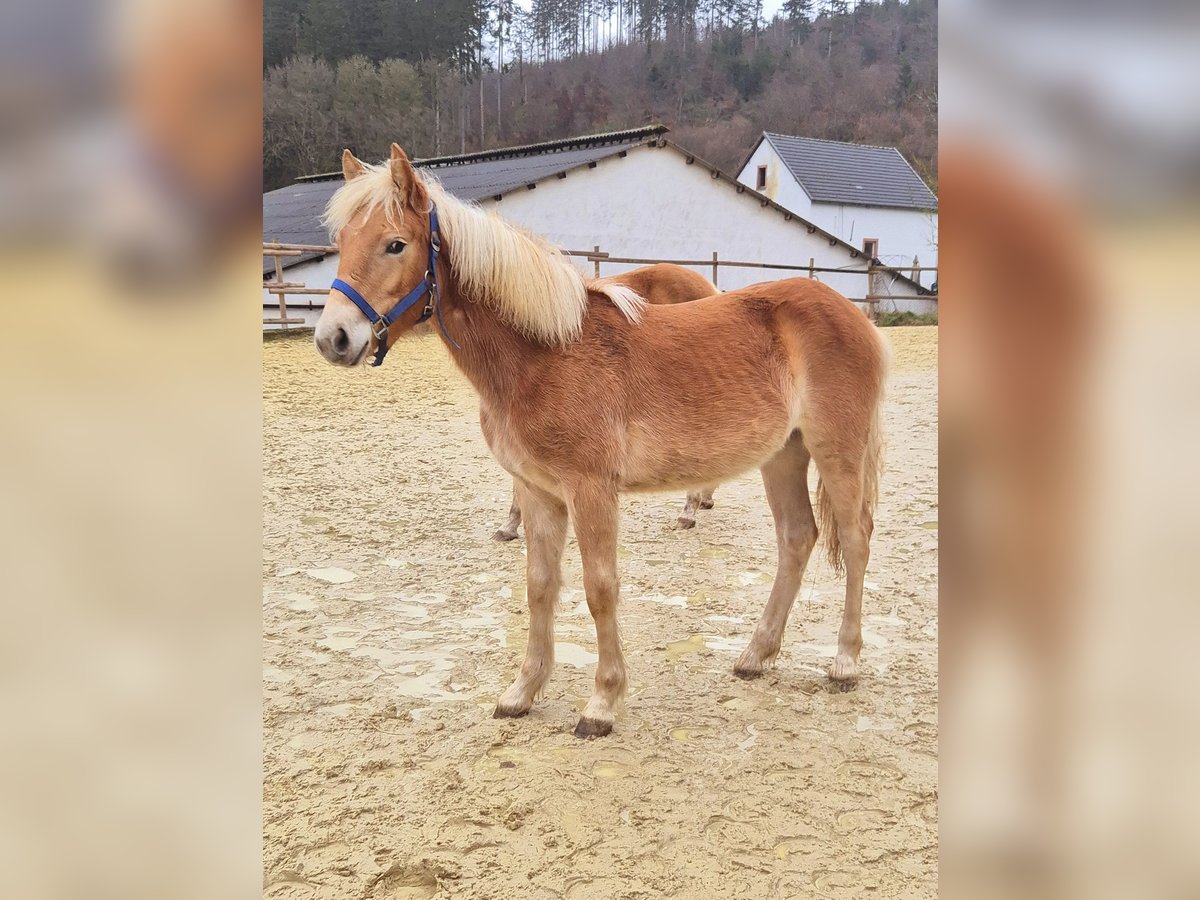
[263,325,938,898]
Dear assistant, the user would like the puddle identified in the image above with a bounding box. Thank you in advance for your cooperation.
[306,567,356,584]
[591,759,630,778]
[285,592,316,611]
[920,521,938,530]
[705,635,749,654]
[698,547,728,559]
[665,634,708,660]
[301,516,328,525]
[391,603,431,622]
[556,641,598,667]
[735,571,771,586]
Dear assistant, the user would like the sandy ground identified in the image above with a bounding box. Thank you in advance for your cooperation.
[263,326,938,899]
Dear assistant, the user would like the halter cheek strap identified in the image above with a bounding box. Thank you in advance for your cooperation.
[329,205,459,367]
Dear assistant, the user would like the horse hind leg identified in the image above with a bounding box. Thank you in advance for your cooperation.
[677,491,701,529]
[677,483,718,529]
[493,479,522,542]
[734,435,816,678]
[810,411,883,689]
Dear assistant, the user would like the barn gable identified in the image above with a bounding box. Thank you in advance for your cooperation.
[741,132,938,212]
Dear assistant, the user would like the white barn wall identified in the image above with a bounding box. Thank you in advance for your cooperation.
[265,142,937,329]
[807,202,938,281]
[490,143,883,301]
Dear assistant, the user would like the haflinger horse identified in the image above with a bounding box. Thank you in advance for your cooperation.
[493,263,720,541]
[315,144,888,738]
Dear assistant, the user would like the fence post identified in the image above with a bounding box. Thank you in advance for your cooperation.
[866,261,877,322]
[273,254,288,326]
[593,245,602,278]
[808,257,815,279]
[711,251,719,288]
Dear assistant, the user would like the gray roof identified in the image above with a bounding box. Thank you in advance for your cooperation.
[264,126,666,273]
[757,133,937,210]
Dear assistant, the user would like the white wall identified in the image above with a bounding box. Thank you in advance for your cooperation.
[264,142,936,331]
[806,202,938,284]
[736,138,813,219]
[493,142,887,302]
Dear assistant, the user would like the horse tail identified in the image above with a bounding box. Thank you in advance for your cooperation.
[816,325,888,574]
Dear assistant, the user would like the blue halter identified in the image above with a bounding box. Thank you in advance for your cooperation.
[329,205,459,367]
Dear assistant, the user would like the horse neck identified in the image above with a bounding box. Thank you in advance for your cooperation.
[433,267,541,408]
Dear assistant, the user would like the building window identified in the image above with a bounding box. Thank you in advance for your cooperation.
[862,238,879,259]
[756,165,767,190]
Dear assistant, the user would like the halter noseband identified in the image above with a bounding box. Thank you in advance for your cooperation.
[329,204,459,367]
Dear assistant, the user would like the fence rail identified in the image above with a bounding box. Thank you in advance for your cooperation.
[263,243,936,327]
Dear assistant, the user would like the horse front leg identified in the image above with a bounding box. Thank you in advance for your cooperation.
[493,479,567,717]
[566,481,625,738]
[493,478,523,542]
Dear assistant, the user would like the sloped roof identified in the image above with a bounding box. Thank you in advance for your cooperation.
[756,132,937,210]
[264,127,666,272]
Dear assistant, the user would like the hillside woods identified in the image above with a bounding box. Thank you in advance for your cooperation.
[264,0,936,192]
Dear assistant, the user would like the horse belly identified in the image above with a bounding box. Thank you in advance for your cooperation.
[619,401,795,491]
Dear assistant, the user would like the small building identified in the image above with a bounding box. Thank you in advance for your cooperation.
[264,126,935,329]
[737,132,938,283]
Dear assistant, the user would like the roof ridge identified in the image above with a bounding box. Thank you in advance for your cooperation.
[763,131,901,153]
[293,125,668,183]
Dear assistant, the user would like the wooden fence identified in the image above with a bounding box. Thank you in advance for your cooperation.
[263,242,937,327]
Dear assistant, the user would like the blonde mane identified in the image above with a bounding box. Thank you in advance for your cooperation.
[321,161,644,344]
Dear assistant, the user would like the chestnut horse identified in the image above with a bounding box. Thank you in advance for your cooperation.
[493,263,719,540]
[316,145,887,738]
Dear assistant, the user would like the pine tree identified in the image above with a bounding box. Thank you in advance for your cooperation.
[781,0,813,44]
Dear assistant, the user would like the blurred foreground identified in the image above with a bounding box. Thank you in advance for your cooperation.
[0,1,262,898]
[941,2,1200,898]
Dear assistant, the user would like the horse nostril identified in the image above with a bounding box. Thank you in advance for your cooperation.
[333,327,350,354]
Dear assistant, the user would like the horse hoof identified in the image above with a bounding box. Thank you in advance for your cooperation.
[828,655,859,687]
[699,500,715,510]
[676,516,696,530]
[573,717,612,738]
[492,704,529,719]
[492,529,518,542]
[732,665,763,680]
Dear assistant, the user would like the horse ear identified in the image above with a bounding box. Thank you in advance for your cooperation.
[342,150,365,181]
[389,142,428,209]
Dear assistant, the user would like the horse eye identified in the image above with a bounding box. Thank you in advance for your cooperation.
[386,240,406,255]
